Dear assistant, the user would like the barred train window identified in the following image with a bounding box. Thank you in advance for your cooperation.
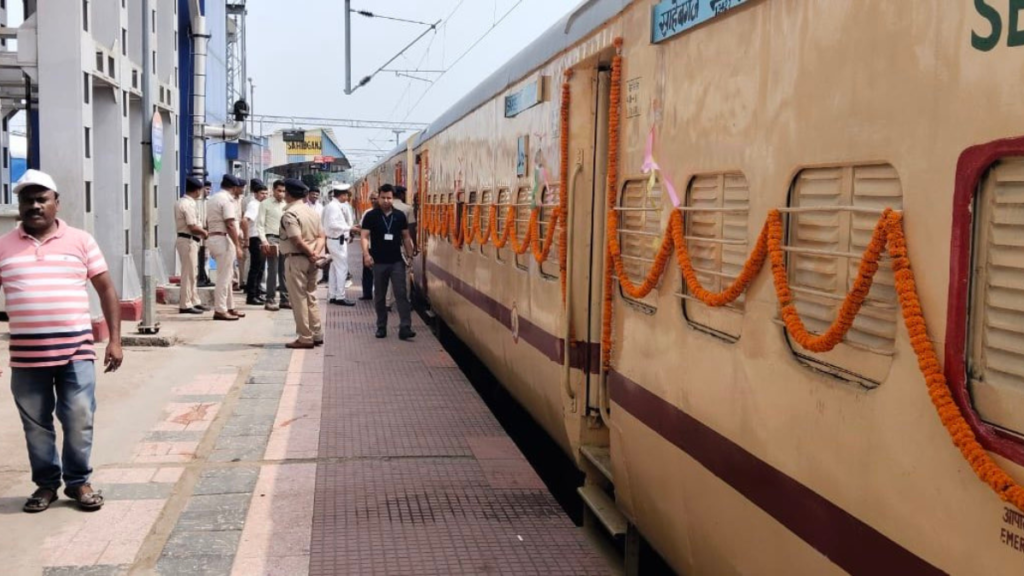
[618,179,663,310]
[537,185,559,280]
[786,164,902,386]
[496,188,511,262]
[480,190,494,258]
[969,158,1024,435]
[514,187,531,271]
[467,191,478,252]
[680,173,750,340]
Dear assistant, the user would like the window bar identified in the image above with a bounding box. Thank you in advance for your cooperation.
[787,284,897,310]
[683,235,746,246]
[775,206,901,215]
[782,245,886,260]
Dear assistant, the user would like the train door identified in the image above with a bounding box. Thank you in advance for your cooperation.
[584,65,612,416]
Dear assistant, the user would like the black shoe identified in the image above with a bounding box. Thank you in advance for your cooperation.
[358,296,373,301]
[399,328,417,341]
[193,304,208,312]
[328,298,338,305]
[375,328,387,339]
[340,300,356,307]
[179,307,203,315]
[246,297,266,306]
[197,280,214,288]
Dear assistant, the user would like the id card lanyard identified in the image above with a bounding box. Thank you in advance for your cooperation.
[383,213,395,241]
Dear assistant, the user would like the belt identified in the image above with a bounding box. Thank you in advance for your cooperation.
[177,233,201,242]
[209,231,227,236]
[267,234,280,239]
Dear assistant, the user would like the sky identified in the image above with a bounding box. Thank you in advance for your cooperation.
[247,0,583,174]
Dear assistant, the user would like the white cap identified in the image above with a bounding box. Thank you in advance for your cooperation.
[334,183,352,192]
[13,169,59,197]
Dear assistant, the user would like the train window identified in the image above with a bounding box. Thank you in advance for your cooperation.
[467,191,478,252]
[496,188,511,263]
[785,163,902,386]
[480,190,494,258]
[679,173,750,340]
[537,185,560,280]
[968,158,1024,435]
[514,187,532,271]
[618,179,663,310]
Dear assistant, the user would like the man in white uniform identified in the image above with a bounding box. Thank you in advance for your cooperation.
[322,187,355,306]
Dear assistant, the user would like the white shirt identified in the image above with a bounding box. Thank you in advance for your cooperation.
[322,198,352,239]
[244,200,260,238]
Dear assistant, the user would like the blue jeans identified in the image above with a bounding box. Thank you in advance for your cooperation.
[11,361,96,490]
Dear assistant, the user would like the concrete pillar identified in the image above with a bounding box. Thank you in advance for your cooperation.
[37,0,93,231]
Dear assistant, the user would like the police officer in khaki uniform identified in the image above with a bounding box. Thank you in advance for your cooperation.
[280,179,326,349]
[175,176,209,314]
[207,174,247,321]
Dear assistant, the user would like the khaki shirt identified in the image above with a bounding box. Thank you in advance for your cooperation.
[175,196,200,234]
[279,202,323,256]
[206,190,239,234]
[393,199,416,225]
[257,197,286,243]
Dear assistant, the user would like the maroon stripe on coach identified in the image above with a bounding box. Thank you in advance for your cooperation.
[426,258,946,574]
[608,372,946,576]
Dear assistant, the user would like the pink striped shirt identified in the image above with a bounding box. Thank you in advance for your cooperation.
[0,219,108,368]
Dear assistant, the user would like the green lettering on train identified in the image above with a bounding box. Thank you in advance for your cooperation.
[971,0,1024,50]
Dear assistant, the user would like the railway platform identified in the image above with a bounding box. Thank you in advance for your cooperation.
[0,260,612,576]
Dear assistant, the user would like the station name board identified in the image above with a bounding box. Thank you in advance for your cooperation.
[651,0,749,43]
[505,76,545,118]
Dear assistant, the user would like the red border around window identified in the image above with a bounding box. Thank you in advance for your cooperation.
[947,135,1024,466]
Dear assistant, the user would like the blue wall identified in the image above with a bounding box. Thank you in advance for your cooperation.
[178,0,229,193]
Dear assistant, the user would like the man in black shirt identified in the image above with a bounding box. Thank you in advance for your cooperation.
[360,185,417,340]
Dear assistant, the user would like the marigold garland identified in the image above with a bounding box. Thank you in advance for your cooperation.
[591,35,1024,511]
[559,69,573,303]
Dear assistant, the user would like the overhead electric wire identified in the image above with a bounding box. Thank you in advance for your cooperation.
[352,9,435,27]
[402,0,524,121]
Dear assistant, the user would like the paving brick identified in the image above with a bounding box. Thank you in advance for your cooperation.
[193,467,260,495]
[161,531,241,558]
[232,399,281,416]
[175,494,251,532]
[43,566,129,576]
[101,482,175,500]
[144,430,206,443]
[155,555,235,576]
[210,436,268,463]
[238,384,285,400]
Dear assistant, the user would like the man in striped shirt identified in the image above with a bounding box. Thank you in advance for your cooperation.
[0,170,123,513]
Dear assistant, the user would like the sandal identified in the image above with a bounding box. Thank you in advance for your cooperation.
[64,483,104,511]
[23,487,58,513]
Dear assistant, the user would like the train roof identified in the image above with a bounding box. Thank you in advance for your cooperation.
[360,0,630,180]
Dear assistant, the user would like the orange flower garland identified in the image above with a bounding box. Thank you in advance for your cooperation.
[559,69,573,302]
[600,38,624,372]
[884,211,1024,510]
[592,35,1024,511]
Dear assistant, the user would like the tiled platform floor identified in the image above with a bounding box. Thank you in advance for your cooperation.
[310,288,611,575]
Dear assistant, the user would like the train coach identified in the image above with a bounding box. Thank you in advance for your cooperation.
[354,1,1024,574]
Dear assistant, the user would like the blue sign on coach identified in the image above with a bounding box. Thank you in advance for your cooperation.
[651,0,749,43]
[505,77,544,118]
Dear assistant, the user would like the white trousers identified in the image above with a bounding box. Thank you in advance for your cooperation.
[208,236,237,314]
[327,238,349,300]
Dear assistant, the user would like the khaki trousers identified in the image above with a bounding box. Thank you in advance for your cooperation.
[175,237,200,309]
[208,236,237,314]
[285,256,323,343]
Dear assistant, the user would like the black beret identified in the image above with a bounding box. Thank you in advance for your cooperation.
[250,178,267,192]
[283,178,309,194]
[221,174,243,188]
[185,176,204,192]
